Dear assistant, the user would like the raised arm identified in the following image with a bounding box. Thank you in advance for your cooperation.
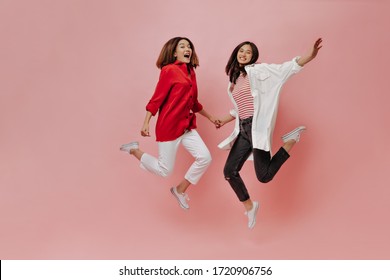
[297,38,323,67]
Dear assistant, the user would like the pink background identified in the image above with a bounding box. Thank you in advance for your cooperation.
[1,0,389,259]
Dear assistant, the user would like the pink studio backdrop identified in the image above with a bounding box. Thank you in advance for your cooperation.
[1,0,389,259]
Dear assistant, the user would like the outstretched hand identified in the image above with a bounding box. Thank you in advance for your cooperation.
[297,37,323,66]
[311,38,323,59]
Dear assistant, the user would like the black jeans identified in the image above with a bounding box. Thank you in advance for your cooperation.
[223,117,290,202]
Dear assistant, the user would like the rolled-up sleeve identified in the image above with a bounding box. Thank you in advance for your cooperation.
[229,109,237,118]
[191,99,203,113]
[265,56,303,83]
[146,68,172,116]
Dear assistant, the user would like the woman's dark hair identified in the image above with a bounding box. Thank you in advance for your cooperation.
[225,41,259,84]
[156,37,199,69]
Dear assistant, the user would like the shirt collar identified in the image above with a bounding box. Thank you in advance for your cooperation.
[174,60,186,66]
[174,60,193,73]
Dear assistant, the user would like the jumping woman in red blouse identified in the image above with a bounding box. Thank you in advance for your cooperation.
[120,37,217,210]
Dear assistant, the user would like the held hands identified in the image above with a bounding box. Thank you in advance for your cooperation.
[208,116,224,129]
[214,114,235,129]
[208,116,230,129]
[199,109,228,129]
[214,119,223,129]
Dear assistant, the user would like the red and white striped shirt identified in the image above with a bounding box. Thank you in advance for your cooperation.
[231,74,254,120]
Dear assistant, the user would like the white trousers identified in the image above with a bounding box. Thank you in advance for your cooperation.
[140,130,212,185]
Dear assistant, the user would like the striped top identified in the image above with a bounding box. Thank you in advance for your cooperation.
[231,74,254,120]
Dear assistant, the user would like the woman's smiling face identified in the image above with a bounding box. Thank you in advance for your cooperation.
[237,44,253,66]
[174,39,192,63]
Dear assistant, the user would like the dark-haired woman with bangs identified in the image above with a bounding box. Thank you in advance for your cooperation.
[121,37,217,210]
[217,38,323,229]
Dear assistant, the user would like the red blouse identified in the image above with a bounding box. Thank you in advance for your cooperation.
[146,61,203,142]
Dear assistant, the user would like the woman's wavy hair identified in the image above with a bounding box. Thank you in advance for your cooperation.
[225,41,259,84]
[156,37,199,69]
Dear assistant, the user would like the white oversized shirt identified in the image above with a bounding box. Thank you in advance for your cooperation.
[218,57,303,155]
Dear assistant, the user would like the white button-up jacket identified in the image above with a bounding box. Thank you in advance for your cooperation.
[218,57,303,155]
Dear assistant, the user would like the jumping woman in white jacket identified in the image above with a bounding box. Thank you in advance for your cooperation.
[217,38,322,229]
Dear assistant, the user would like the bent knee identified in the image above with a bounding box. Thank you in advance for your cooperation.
[198,152,212,166]
[256,174,272,183]
[224,168,237,181]
[158,165,173,178]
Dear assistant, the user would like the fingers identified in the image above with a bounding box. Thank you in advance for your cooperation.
[312,38,323,57]
[214,119,223,129]
[315,38,323,48]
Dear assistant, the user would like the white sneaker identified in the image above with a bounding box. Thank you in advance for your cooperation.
[281,126,306,143]
[245,201,259,229]
[170,187,189,210]
[120,141,139,153]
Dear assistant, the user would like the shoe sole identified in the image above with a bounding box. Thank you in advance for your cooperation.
[119,146,137,152]
[170,188,189,210]
[282,126,306,140]
[119,142,139,152]
[248,202,259,229]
